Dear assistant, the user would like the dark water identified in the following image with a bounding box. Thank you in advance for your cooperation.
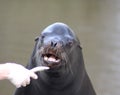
[0,0,120,95]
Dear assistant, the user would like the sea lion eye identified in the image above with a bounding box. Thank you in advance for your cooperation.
[68,40,73,46]
[66,36,74,46]
[41,35,45,39]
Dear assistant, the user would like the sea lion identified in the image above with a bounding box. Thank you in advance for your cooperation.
[14,22,96,95]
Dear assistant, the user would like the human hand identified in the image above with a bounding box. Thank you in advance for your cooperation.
[5,63,49,88]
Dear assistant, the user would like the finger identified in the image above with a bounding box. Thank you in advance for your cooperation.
[13,81,21,88]
[23,77,30,86]
[29,72,38,79]
[22,82,27,87]
[26,77,30,85]
[16,84,21,88]
[30,66,49,73]
[21,80,26,87]
[10,78,21,88]
[22,77,30,87]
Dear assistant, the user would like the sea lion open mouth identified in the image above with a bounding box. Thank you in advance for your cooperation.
[41,47,61,67]
[43,53,60,63]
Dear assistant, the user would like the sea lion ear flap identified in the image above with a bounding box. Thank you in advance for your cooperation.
[78,44,82,49]
[76,37,82,49]
[35,36,39,41]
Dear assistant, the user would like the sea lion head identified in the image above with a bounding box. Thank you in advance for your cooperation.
[30,22,82,73]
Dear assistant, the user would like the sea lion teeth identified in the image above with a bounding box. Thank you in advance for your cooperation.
[48,57,56,62]
[44,55,60,63]
[44,56,48,61]
[55,59,60,62]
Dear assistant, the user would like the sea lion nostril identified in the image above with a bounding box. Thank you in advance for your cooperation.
[51,41,57,47]
[51,41,53,46]
[54,42,57,47]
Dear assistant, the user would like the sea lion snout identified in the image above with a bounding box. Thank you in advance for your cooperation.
[43,36,64,49]
[39,37,64,68]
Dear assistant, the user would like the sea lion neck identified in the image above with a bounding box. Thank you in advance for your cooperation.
[39,69,74,90]
[45,67,71,78]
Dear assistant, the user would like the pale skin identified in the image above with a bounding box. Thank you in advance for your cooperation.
[0,63,10,80]
[0,63,49,88]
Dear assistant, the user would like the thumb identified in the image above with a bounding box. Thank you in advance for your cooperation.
[29,71,38,79]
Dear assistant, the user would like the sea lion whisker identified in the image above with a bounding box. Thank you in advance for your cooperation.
[60,47,73,75]
[63,50,73,75]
